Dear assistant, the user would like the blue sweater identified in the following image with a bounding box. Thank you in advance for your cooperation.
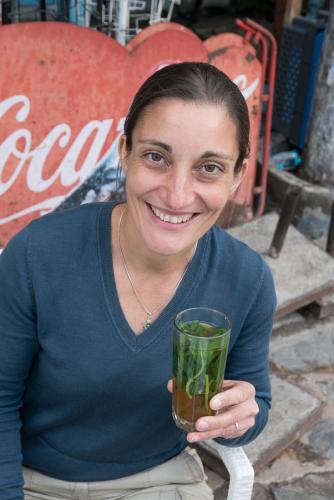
[0,202,276,499]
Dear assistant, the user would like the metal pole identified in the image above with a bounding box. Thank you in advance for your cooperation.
[116,0,129,45]
[150,0,157,24]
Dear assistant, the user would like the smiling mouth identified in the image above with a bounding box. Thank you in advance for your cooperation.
[147,203,197,224]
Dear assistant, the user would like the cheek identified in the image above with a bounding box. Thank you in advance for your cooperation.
[199,183,233,211]
[125,164,156,195]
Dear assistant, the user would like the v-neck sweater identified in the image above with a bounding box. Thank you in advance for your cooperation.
[0,202,276,499]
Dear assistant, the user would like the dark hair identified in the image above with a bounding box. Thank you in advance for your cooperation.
[124,62,250,173]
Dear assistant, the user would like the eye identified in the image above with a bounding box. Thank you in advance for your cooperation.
[200,163,223,175]
[145,152,165,165]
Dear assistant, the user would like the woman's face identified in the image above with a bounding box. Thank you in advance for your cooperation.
[119,98,247,256]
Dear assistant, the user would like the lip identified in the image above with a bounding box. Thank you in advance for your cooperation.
[146,202,198,228]
[149,203,195,217]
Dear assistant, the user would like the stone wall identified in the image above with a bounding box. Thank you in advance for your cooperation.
[304,2,334,186]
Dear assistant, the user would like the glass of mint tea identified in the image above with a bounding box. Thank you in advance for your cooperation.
[172,307,231,432]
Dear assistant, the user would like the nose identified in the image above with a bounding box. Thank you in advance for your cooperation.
[163,166,195,210]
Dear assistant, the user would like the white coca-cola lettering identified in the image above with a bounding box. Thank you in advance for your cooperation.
[0,95,114,197]
[0,96,31,196]
[0,129,31,196]
[26,120,114,193]
[57,120,114,187]
[0,95,30,121]
[26,124,72,192]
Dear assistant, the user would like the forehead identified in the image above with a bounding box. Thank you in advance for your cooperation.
[132,99,239,157]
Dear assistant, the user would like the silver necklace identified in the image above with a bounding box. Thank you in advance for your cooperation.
[118,207,197,331]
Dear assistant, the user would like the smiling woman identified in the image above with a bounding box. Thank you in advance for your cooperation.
[0,62,276,500]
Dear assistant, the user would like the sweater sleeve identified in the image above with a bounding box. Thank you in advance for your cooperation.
[215,260,276,447]
[0,226,39,500]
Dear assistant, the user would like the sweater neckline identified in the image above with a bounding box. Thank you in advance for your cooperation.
[98,202,208,352]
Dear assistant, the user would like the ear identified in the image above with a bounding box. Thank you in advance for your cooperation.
[230,159,249,195]
[118,134,129,174]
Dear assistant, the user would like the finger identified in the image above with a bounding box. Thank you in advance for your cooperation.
[218,416,256,439]
[187,426,244,443]
[195,399,259,432]
[221,379,256,394]
[167,379,173,393]
[221,379,238,389]
[187,428,245,443]
[187,417,255,443]
[210,381,256,410]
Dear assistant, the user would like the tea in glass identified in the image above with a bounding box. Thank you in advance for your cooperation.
[172,307,231,432]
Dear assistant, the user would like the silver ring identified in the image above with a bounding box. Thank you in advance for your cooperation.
[234,422,239,432]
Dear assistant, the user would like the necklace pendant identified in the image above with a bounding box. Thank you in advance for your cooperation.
[143,312,152,330]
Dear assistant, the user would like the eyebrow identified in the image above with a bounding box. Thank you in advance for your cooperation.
[200,150,235,162]
[138,140,172,153]
[138,140,235,162]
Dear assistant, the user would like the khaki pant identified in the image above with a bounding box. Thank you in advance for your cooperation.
[23,447,214,499]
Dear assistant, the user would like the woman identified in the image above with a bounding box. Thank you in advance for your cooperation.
[0,62,276,499]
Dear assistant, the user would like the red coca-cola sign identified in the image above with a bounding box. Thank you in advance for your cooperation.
[0,22,261,247]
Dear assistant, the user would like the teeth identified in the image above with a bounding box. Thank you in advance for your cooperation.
[150,205,193,224]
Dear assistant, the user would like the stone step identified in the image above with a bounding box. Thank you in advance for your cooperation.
[270,316,334,373]
[198,375,322,476]
[272,311,306,335]
[243,318,334,469]
[251,373,334,499]
[244,376,322,471]
[228,213,334,319]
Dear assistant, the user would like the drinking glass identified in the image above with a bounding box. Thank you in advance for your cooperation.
[172,307,231,432]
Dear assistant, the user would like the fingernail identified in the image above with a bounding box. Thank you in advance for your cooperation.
[188,435,199,443]
[211,397,222,410]
[197,420,209,431]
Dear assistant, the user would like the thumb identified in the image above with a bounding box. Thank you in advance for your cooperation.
[167,379,173,393]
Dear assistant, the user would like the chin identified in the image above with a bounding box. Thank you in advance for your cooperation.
[149,245,179,256]
[144,238,182,256]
